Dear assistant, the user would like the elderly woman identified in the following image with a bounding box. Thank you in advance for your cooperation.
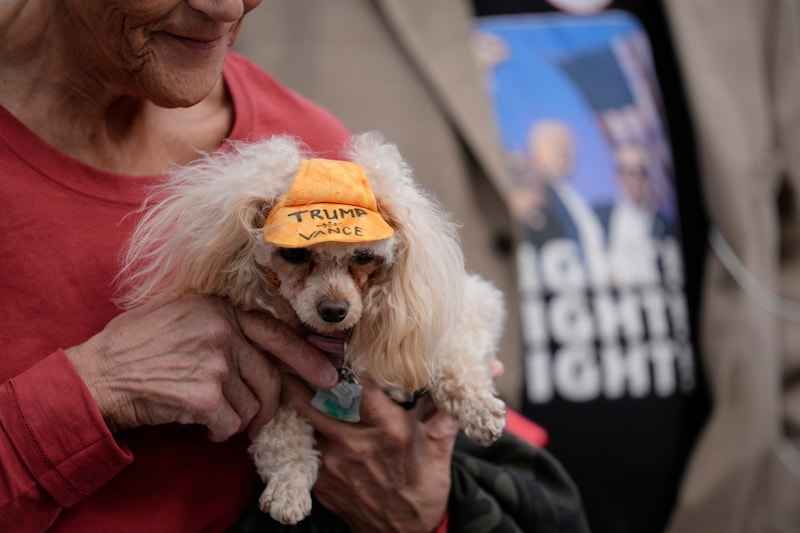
[0,2,590,532]
[0,1,463,530]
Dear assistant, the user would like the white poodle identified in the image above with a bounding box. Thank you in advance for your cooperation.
[118,132,507,525]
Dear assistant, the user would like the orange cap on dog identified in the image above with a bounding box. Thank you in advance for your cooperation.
[263,158,394,248]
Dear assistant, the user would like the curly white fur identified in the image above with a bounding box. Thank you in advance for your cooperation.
[119,132,507,525]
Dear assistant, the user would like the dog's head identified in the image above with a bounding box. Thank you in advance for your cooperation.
[258,239,396,335]
[256,156,397,336]
[119,132,466,392]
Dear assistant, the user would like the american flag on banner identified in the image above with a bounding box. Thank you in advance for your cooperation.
[558,32,674,214]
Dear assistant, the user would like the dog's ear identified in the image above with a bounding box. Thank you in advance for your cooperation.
[117,136,304,309]
[346,133,466,391]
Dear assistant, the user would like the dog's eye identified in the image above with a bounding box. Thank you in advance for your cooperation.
[352,250,377,265]
[278,248,311,264]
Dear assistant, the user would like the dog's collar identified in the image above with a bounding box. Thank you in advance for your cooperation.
[398,389,429,410]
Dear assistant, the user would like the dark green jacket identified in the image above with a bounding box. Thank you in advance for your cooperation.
[230,431,589,533]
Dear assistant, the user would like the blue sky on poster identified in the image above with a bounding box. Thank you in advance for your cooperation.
[476,11,647,205]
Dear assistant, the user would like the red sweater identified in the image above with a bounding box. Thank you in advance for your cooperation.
[0,52,350,532]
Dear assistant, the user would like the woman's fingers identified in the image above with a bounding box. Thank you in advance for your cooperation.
[235,342,282,439]
[237,309,338,389]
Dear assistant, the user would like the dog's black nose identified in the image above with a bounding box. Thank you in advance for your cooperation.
[317,300,350,323]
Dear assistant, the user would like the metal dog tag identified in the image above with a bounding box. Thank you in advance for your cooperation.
[311,367,362,422]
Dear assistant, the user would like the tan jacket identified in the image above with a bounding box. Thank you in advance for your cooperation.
[235,0,800,530]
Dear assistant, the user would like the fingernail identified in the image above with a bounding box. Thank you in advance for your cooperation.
[320,365,338,388]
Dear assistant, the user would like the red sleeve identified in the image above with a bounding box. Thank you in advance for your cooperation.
[505,408,549,448]
[0,349,132,530]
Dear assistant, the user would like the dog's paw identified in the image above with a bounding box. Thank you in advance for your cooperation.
[459,394,507,446]
[259,480,313,525]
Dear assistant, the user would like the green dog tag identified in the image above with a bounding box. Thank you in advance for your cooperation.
[311,368,362,422]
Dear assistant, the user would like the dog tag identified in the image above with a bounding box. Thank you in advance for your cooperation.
[311,367,362,422]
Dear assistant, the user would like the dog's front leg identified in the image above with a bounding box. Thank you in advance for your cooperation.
[430,358,507,446]
[430,274,507,446]
[248,405,320,525]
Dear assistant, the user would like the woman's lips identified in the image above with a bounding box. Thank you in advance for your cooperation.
[171,34,224,51]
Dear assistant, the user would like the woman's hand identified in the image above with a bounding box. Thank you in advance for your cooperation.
[281,374,458,533]
[66,294,338,441]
